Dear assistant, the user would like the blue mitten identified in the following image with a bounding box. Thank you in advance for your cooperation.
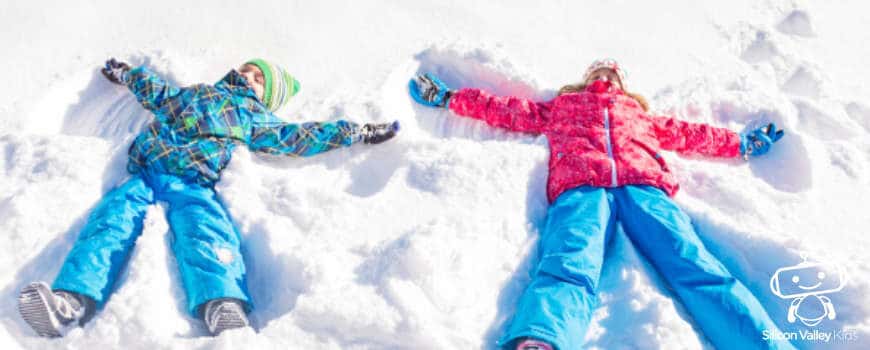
[409,74,453,108]
[740,123,785,158]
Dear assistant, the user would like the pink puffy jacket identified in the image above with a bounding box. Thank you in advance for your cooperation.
[447,81,741,202]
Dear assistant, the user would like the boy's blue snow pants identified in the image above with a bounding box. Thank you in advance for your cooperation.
[52,173,250,316]
[498,186,795,350]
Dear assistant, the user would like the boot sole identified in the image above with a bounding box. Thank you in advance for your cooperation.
[18,283,62,337]
[211,311,249,335]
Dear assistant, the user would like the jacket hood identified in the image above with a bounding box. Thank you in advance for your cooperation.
[215,70,260,101]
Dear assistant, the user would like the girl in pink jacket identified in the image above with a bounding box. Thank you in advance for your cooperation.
[410,59,791,350]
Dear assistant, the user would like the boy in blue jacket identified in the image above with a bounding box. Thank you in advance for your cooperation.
[18,58,399,337]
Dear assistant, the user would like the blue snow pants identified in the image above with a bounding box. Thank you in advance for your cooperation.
[52,173,250,316]
[498,186,795,350]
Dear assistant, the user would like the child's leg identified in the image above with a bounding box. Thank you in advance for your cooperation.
[153,175,250,317]
[614,185,795,350]
[499,187,616,350]
[52,176,154,307]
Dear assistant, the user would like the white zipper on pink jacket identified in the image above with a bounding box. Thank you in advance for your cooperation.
[603,106,618,187]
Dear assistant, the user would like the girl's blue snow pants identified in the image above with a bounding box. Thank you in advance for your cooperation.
[498,185,795,350]
[52,173,250,316]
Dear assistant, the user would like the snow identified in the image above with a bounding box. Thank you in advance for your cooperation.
[1,0,869,349]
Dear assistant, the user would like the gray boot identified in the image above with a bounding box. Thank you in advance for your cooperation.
[202,298,249,336]
[18,282,94,337]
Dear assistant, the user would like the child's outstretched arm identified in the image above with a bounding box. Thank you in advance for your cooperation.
[409,74,551,134]
[247,119,399,157]
[650,114,743,158]
[101,58,185,123]
[651,113,785,159]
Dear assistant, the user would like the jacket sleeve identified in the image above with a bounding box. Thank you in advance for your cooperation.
[650,114,742,158]
[247,119,361,157]
[126,66,185,120]
[447,88,552,134]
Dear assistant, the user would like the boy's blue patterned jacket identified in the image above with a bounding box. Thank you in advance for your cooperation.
[124,67,361,184]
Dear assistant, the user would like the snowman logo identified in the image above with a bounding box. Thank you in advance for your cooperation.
[769,253,848,327]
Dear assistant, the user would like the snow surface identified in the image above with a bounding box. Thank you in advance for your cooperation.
[1,0,869,349]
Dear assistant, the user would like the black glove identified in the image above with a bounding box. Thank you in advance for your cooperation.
[101,58,131,85]
[359,121,400,144]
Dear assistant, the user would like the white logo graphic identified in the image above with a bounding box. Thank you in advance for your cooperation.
[770,253,847,327]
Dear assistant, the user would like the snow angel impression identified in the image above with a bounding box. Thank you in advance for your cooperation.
[409,58,792,350]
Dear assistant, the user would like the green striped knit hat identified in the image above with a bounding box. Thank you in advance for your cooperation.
[245,58,301,111]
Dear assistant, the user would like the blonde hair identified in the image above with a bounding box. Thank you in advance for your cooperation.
[558,82,649,112]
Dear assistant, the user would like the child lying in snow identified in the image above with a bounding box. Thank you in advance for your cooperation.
[410,59,793,350]
[18,58,400,337]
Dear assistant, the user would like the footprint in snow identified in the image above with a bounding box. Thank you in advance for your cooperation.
[781,66,823,99]
[776,10,816,37]
[740,31,780,64]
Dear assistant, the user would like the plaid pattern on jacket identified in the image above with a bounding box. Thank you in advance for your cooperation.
[124,67,361,185]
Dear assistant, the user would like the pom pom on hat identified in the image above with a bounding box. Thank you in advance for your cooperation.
[245,58,300,111]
